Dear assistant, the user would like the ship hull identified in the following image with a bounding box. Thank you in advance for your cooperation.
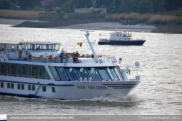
[0,77,140,99]
[98,40,146,45]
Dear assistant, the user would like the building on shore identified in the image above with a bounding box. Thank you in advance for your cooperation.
[75,7,106,14]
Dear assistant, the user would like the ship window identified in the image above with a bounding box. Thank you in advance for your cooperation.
[21,84,24,90]
[27,44,32,50]
[32,85,35,91]
[11,83,14,89]
[1,82,4,88]
[22,45,26,50]
[87,68,101,80]
[28,85,31,90]
[52,87,55,93]
[57,67,69,80]
[76,68,89,79]
[33,44,40,50]
[21,65,26,77]
[50,67,60,80]
[40,45,47,50]
[6,63,10,76]
[55,44,60,50]
[6,45,10,49]
[17,84,20,89]
[27,65,31,77]
[107,67,118,80]
[0,63,5,75]
[11,64,16,76]
[98,67,110,80]
[43,67,50,79]
[16,64,21,77]
[47,44,54,50]
[7,83,10,88]
[32,65,37,78]
[114,67,123,81]
[66,68,79,81]
[42,86,46,92]
[11,45,15,52]
[37,66,43,79]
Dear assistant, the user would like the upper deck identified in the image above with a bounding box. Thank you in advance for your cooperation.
[0,41,60,60]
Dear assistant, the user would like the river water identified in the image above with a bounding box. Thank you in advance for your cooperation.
[0,20,182,115]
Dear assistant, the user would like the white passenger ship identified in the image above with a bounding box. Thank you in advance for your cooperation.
[0,31,141,99]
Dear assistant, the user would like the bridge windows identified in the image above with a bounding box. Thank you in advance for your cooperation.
[98,67,110,80]
[76,68,89,80]
[114,67,123,81]
[43,67,50,79]
[57,67,69,81]
[66,68,79,81]
[50,66,60,80]
[107,67,118,80]
[87,68,101,81]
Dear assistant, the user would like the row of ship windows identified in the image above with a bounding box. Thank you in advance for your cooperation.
[0,44,60,52]
[0,63,123,81]
[0,63,50,79]
[49,66,123,81]
[0,82,56,93]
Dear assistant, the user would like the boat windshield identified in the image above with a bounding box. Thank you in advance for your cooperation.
[98,67,110,80]
[87,68,101,81]
[57,67,69,80]
[76,68,89,80]
[106,67,118,80]
[114,67,123,81]
[47,67,123,81]
[66,68,79,81]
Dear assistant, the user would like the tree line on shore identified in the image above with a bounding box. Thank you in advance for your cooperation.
[0,0,182,14]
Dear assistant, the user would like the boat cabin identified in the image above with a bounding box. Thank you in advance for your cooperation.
[0,42,60,60]
[109,31,132,41]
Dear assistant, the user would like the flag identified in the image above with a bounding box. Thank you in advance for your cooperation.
[77,42,82,47]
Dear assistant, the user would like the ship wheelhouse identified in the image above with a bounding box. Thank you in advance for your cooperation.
[0,42,60,60]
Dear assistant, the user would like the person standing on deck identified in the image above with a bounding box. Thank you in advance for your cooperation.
[60,48,65,63]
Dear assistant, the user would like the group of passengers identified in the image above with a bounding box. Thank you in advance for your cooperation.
[59,48,94,63]
[60,48,80,63]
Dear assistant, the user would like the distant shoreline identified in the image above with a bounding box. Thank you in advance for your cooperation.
[0,18,181,34]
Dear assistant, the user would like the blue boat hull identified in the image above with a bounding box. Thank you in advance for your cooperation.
[98,40,146,45]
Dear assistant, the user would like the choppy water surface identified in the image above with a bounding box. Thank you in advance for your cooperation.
[0,22,182,115]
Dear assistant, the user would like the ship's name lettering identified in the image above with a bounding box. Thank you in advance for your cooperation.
[77,85,86,89]
[87,86,108,90]
[77,85,108,90]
